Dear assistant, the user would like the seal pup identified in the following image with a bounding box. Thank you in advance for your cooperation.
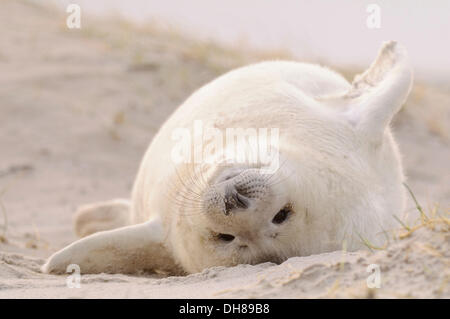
[42,41,413,275]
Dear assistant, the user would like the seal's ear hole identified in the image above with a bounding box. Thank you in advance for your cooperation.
[217,233,235,242]
[272,205,292,224]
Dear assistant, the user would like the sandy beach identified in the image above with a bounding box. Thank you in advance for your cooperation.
[0,0,448,298]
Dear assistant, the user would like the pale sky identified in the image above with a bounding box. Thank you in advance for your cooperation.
[55,0,449,85]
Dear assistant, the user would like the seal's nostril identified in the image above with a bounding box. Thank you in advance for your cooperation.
[224,186,249,214]
[235,192,249,209]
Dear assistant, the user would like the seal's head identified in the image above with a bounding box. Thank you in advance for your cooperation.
[171,164,299,273]
[204,168,294,257]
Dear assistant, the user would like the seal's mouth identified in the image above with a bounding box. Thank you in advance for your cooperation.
[251,253,286,266]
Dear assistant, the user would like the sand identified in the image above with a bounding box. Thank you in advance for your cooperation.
[0,0,448,298]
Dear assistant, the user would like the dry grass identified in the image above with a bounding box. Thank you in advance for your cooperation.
[356,183,449,252]
[395,183,449,239]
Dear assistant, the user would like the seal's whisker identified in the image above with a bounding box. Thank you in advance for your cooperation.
[189,164,209,198]
[165,183,204,203]
[174,165,202,196]
[266,165,297,189]
[265,158,295,186]
[163,182,205,208]
[172,166,203,200]
[197,163,212,190]
[163,196,204,210]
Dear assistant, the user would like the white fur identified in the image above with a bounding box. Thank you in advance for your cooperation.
[42,41,413,275]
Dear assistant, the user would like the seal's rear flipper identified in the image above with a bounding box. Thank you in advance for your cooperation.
[327,41,413,143]
[74,199,131,238]
[42,218,182,275]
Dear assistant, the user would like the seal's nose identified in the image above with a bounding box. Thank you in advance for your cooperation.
[224,184,249,215]
[204,168,269,216]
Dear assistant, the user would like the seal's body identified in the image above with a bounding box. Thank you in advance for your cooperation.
[43,42,413,275]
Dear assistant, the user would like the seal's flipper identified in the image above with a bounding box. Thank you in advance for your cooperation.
[42,218,181,275]
[74,199,131,238]
[324,41,413,143]
[346,41,413,141]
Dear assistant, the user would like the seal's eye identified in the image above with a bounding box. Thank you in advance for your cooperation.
[272,206,292,224]
[217,233,235,242]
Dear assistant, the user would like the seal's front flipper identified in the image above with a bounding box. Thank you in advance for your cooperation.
[41,218,182,275]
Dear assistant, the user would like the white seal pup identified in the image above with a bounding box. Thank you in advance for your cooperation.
[42,41,413,275]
